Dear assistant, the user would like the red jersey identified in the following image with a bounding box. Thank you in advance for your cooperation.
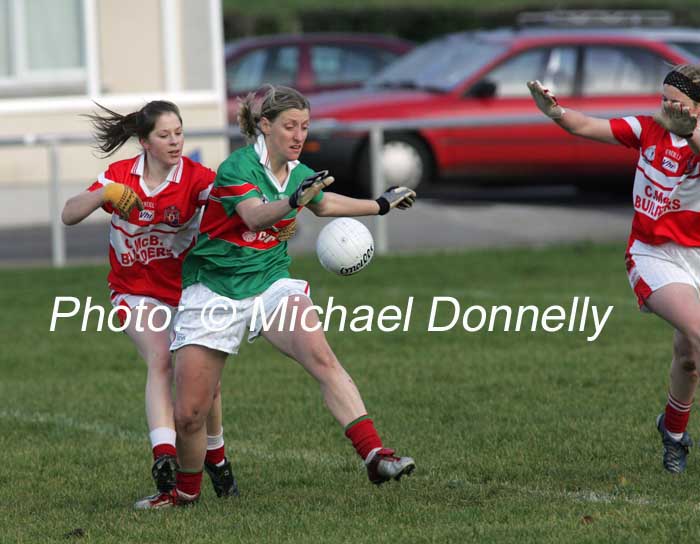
[610,115,700,248]
[88,154,215,306]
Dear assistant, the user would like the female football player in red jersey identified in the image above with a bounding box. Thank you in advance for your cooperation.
[156,86,416,507]
[62,100,240,508]
[528,64,700,474]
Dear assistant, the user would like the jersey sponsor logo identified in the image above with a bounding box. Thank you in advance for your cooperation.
[255,231,277,244]
[662,157,679,174]
[240,229,277,245]
[139,209,154,222]
[140,201,155,222]
[110,213,198,264]
[118,234,174,266]
[633,181,681,219]
[164,205,181,226]
[643,146,656,163]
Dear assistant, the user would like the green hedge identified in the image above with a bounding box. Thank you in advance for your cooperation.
[223,4,700,42]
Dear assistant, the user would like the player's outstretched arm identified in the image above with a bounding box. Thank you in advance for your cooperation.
[527,80,618,145]
[308,192,380,217]
[308,186,416,217]
[236,172,335,231]
[237,170,336,229]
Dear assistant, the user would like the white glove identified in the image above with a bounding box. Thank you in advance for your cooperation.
[654,100,698,138]
[527,80,565,120]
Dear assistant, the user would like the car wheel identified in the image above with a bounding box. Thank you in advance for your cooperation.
[358,134,433,197]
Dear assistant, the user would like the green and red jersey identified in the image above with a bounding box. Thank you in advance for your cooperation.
[182,136,324,299]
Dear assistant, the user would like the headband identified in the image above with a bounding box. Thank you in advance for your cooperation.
[664,71,700,102]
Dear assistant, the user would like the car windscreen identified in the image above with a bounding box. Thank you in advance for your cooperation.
[667,41,700,60]
[367,34,508,92]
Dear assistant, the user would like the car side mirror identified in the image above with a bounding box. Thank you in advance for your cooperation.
[467,80,497,99]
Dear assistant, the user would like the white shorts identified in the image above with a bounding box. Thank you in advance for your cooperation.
[626,239,700,310]
[170,278,311,355]
[110,292,175,329]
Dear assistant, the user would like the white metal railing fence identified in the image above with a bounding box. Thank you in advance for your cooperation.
[0,129,236,267]
[0,108,650,267]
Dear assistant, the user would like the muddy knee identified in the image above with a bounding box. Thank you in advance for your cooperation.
[680,357,700,377]
[674,332,700,378]
[175,405,206,435]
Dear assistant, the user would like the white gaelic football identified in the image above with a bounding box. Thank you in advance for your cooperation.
[316,218,374,276]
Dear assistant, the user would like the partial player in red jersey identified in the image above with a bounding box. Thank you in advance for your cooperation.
[528,64,700,474]
[61,101,239,508]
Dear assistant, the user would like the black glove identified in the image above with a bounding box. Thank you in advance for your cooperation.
[289,170,334,209]
[375,186,416,215]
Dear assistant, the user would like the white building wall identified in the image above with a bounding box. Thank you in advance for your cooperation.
[0,0,227,226]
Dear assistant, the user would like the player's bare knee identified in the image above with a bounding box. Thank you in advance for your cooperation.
[308,344,339,373]
[674,330,700,364]
[679,357,700,380]
[175,405,205,435]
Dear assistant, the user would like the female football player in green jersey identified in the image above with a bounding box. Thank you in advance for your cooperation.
[162,85,417,506]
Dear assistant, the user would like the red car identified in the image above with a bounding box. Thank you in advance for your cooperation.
[225,33,413,125]
[301,27,700,196]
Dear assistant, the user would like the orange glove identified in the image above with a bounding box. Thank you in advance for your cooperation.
[103,183,144,219]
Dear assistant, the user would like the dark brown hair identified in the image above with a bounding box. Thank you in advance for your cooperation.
[86,100,183,157]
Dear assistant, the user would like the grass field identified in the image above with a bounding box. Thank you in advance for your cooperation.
[2,244,699,543]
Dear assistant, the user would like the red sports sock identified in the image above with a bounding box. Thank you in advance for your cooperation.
[176,470,202,496]
[205,445,225,466]
[665,393,693,434]
[345,416,382,460]
[153,443,177,461]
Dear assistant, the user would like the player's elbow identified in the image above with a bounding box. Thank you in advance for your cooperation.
[308,201,329,217]
[239,211,265,232]
[61,205,79,226]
